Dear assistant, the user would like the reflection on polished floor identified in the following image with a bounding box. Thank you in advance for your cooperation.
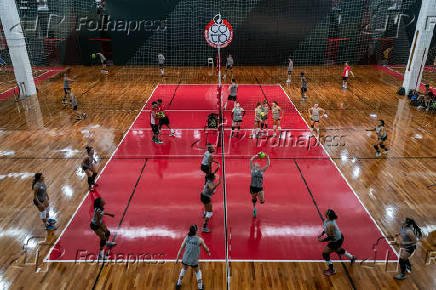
[0,66,434,289]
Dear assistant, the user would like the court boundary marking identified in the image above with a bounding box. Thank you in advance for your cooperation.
[44,259,394,263]
[45,83,398,263]
[44,84,159,262]
[279,85,399,258]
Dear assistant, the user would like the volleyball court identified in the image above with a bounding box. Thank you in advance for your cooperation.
[47,84,396,263]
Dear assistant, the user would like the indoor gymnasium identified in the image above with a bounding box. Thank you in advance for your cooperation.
[0,0,436,289]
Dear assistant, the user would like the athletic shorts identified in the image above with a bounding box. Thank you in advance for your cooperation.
[378,136,387,142]
[288,70,292,75]
[151,124,159,134]
[250,186,263,194]
[342,76,348,81]
[64,88,70,94]
[227,95,237,101]
[226,64,232,70]
[311,118,319,123]
[182,262,198,268]
[159,116,170,126]
[73,105,78,111]
[33,198,45,206]
[301,87,307,94]
[90,222,100,231]
[327,235,344,251]
[82,166,89,171]
[159,64,164,69]
[200,193,211,204]
[232,119,242,124]
[404,245,416,254]
[201,164,210,174]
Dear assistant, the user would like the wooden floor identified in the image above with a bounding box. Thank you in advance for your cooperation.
[0,66,435,290]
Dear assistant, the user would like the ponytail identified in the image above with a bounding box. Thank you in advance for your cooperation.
[405,218,422,239]
[32,173,42,189]
[188,225,198,236]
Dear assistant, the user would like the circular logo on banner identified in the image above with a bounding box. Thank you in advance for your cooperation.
[204,14,233,48]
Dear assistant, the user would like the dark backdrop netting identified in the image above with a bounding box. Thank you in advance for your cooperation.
[0,0,435,71]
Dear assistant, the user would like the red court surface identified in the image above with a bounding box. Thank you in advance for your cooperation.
[47,84,396,262]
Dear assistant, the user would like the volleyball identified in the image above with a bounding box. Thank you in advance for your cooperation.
[91,53,96,59]
[260,112,266,117]
[258,152,266,159]
[157,111,165,118]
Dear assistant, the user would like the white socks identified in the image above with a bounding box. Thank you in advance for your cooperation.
[196,270,203,288]
[177,268,186,285]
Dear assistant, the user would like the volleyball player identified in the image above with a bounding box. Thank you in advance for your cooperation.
[62,73,74,104]
[151,101,163,144]
[250,153,270,217]
[308,102,325,137]
[318,209,356,276]
[300,72,308,99]
[90,197,116,260]
[32,173,56,230]
[231,101,244,137]
[393,218,422,280]
[250,102,262,139]
[342,62,354,89]
[367,120,388,157]
[224,54,233,80]
[271,101,282,137]
[200,173,221,233]
[224,78,238,110]
[286,57,293,83]
[82,146,99,190]
[95,53,108,73]
[158,53,165,77]
[175,225,211,289]
[68,90,86,120]
[260,100,269,136]
[200,145,218,177]
[157,99,175,136]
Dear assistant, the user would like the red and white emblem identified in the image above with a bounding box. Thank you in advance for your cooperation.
[204,14,233,49]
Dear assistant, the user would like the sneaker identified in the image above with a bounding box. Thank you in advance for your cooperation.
[406,265,411,273]
[82,113,87,119]
[198,286,204,290]
[286,79,291,83]
[383,150,389,155]
[106,241,117,247]
[417,105,424,110]
[169,132,175,137]
[202,227,211,233]
[323,269,336,276]
[98,252,109,260]
[89,185,94,191]
[376,152,381,157]
[394,273,406,280]
[62,98,67,104]
[175,283,181,289]
[253,208,257,218]
[155,140,163,144]
[45,224,56,230]
[48,218,56,225]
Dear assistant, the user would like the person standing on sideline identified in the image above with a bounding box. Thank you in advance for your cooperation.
[68,90,86,121]
[158,53,165,77]
[95,53,108,74]
[224,54,233,80]
[62,73,74,104]
[32,173,56,230]
[342,62,354,89]
[286,57,294,83]
[318,209,356,276]
[301,72,308,99]
[175,225,211,289]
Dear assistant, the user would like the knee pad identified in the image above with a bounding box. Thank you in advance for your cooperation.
[337,249,345,255]
[205,212,213,219]
[373,145,379,150]
[100,239,106,247]
[105,230,110,238]
[322,252,330,261]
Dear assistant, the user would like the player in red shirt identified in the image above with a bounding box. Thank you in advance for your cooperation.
[151,102,163,144]
[157,99,175,136]
[342,62,354,89]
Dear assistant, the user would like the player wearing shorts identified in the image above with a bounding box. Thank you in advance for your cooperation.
[90,197,116,260]
[158,53,165,77]
[68,90,86,120]
[62,73,74,104]
[231,101,244,137]
[318,209,356,276]
[224,79,238,110]
[308,102,325,137]
[200,145,218,178]
[260,100,269,136]
[95,53,108,73]
[150,101,163,144]
[200,173,221,233]
[301,72,308,99]
[176,225,211,289]
[342,62,354,89]
[157,99,175,136]
[224,54,233,80]
[367,120,388,157]
[286,57,293,83]
[249,153,270,217]
[250,102,262,139]
[393,218,422,280]
[82,146,98,190]
[271,101,282,137]
[32,173,56,230]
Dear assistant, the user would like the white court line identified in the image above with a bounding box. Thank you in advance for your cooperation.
[44,84,159,262]
[158,83,279,86]
[279,84,399,257]
[130,128,310,131]
[45,259,396,263]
